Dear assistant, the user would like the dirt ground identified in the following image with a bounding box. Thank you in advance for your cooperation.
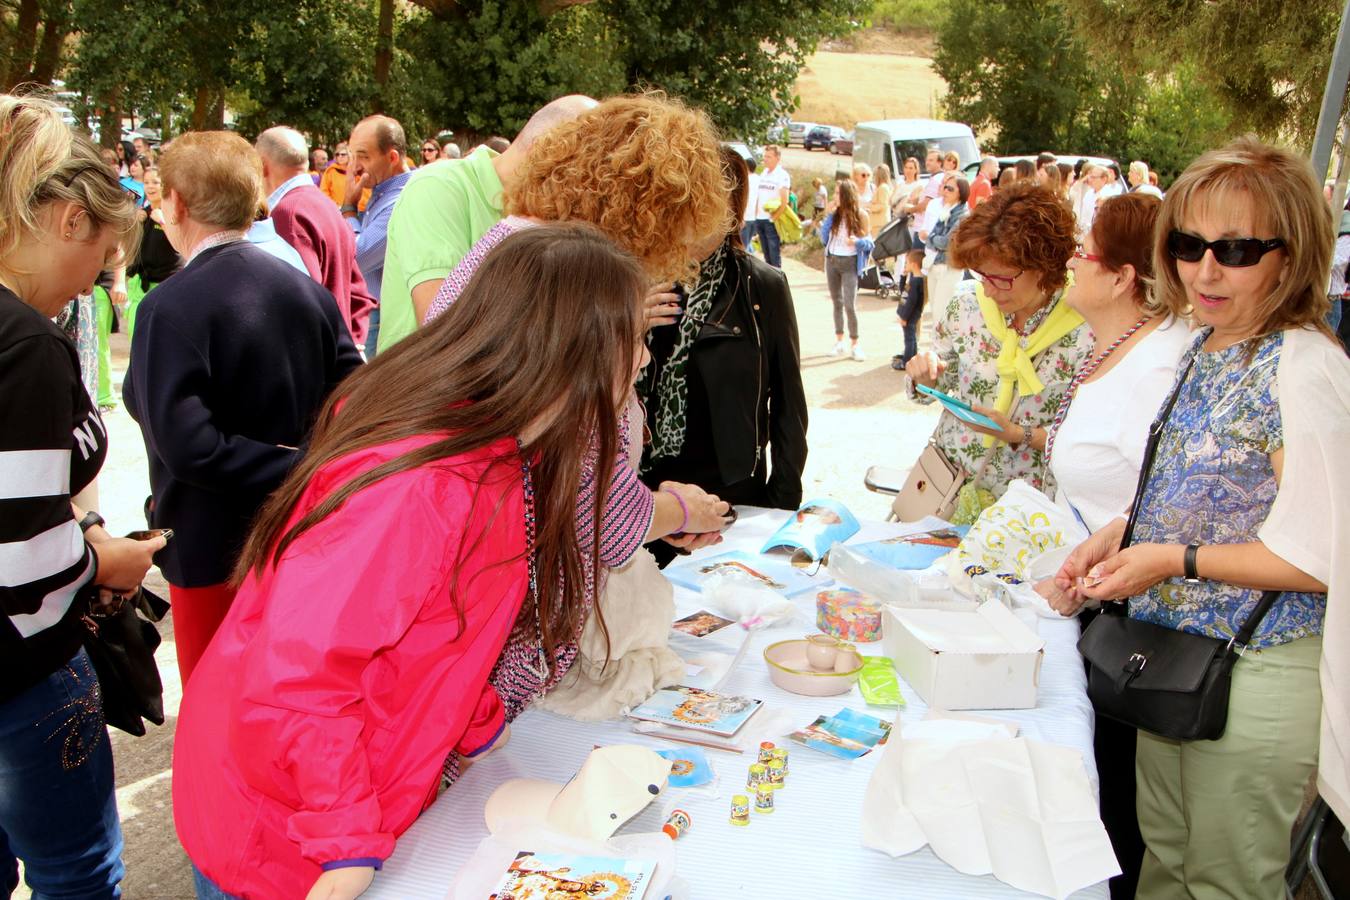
[792,50,946,133]
[13,256,938,900]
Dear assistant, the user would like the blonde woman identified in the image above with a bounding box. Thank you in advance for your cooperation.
[0,92,163,899]
[1056,137,1350,898]
[868,163,894,236]
[851,161,874,227]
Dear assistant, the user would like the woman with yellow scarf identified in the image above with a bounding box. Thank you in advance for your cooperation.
[906,182,1093,510]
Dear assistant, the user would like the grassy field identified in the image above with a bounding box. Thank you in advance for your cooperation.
[793,49,946,132]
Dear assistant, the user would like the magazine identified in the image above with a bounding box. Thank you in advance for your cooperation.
[627,685,762,737]
[671,609,736,638]
[664,550,823,598]
[788,708,893,760]
[759,498,860,561]
[850,525,970,570]
[488,850,655,900]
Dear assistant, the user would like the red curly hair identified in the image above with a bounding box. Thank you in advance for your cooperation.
[504,92,730,283]
[949,182,1076,294]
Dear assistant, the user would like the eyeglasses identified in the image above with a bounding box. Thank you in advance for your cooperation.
[1166,230,1285,268]
[973,268,1023,291]
[335,151,349,158]
[422,146,438,153]
[1072,244,1105,263]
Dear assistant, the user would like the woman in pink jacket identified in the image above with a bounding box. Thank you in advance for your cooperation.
[173,224,650,900]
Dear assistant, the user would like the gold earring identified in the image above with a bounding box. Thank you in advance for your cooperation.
[64,231,73,239]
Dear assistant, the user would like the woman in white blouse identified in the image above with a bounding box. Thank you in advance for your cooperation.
[1049,192,1191,532]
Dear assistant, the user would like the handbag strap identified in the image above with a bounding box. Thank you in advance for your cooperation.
[1120,354,1195,550]
[1117,351,1280,648]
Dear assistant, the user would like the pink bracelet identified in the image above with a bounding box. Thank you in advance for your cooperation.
[661,488,690,533]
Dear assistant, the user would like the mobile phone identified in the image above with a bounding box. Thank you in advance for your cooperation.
[126,528,173,543]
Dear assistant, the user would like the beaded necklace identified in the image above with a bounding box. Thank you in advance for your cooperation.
[518,445,548,683]
[1045,315,1152,463]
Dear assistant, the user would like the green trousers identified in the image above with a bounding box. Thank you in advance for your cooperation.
[1136,634,1322,899]
[92,285,114,407]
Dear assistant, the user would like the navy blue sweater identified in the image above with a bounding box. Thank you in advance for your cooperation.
[124,241,363,586]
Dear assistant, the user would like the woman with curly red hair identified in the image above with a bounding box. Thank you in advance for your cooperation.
[905,181,1094,510]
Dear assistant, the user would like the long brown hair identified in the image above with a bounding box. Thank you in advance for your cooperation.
[234,224,646,656]
[836,179,867,238]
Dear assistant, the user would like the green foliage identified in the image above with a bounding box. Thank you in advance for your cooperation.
[933,0,1096,154]
[869,0,947,34]
[1126,66,1232,186]
[933,0,1238,183]
[600,0,868,142]
[1061,0,1342,143]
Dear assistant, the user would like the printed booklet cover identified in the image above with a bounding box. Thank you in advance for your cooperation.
[664,550,823,597]
[850,525,970,570]
[759,498,860,561]
[488,850,654,900]
[627,685,762,737]
[788,708,894,760]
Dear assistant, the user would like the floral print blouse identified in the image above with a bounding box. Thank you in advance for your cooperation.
[1128,329,1325,649]
[911,285,1094,497]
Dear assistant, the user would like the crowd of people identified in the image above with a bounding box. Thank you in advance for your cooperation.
[1,85,1347,900]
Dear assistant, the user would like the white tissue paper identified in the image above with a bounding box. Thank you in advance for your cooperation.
[701,569,797,630]
[862,719,1120,899]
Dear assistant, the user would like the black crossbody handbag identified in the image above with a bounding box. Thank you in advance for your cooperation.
[1077,356,1279,742]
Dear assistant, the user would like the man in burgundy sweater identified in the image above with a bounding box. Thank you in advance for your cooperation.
[257,126,375,348]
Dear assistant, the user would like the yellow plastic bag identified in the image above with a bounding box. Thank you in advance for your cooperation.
[774,205,803,244]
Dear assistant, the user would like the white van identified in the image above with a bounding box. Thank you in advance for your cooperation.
[853,120,979,178]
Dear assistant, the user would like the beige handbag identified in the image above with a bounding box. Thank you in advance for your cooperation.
[892,406,1006,523]
[892,440,967,522]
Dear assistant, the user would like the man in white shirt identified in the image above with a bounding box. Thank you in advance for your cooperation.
[753,145,791,267]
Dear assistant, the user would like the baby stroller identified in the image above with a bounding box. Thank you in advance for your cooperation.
[859,215,914,300]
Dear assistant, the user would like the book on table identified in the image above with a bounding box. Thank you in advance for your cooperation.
[663,549,824,597]
[758,498,861,561]
[488,850,655,899]
[626,685,762,737]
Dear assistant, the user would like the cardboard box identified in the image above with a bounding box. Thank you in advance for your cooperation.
[881,600,1044,710]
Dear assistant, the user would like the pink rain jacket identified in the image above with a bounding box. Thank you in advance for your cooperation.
[172,434,527,898]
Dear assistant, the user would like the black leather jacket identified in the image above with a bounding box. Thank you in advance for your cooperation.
[641,246,808,509]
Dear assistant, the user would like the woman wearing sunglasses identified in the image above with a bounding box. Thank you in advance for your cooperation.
[1054,137,1350,898]
[906,181,1093,513]
[421,140,440,164]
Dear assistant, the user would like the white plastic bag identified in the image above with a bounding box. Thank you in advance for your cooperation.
[947,480,1089,603]
[828,542,977,611]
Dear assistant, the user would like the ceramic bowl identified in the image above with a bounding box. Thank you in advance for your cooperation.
[763,638,864,696]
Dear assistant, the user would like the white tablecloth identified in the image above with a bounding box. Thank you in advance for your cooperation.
[366,507,1107,899]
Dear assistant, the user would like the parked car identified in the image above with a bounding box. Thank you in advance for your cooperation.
[829,131,854,155]
[786,121,819,146]
[804,125,846,151]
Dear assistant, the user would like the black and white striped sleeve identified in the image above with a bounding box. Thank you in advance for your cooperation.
[0,333,96,640]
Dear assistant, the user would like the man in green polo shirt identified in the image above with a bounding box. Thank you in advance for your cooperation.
[375,94,597,354]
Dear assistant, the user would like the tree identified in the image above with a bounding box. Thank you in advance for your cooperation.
[1061,0,1343,143]
[933,0,1100,154]
[3,0,73,90]
[599,0,868,141]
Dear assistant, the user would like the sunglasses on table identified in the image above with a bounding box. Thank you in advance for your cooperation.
[973,268,1023,291]
[1166,230,1285,267]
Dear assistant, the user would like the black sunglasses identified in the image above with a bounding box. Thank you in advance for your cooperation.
[1166,230,1285,268]
[422,146,438,152]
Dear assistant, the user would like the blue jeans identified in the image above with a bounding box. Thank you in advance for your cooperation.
[739,221,756,253]
[192,865,241,900]
[364,306,381,359]
[754,218,782,268]
[0,648,123,899]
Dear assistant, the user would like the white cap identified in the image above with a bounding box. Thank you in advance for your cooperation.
[484,745,670,842]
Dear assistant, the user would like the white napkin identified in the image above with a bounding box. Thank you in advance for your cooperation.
[862,719,1120,899]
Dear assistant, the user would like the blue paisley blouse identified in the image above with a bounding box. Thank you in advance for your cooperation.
[1128,329,1326,649]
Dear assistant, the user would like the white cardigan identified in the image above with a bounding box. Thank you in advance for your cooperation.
[1257,326,1350,822]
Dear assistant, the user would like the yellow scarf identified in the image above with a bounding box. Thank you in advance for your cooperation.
[976,285,1084,447]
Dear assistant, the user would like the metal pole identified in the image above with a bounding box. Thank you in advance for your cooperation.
[1312,0,1350,179]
